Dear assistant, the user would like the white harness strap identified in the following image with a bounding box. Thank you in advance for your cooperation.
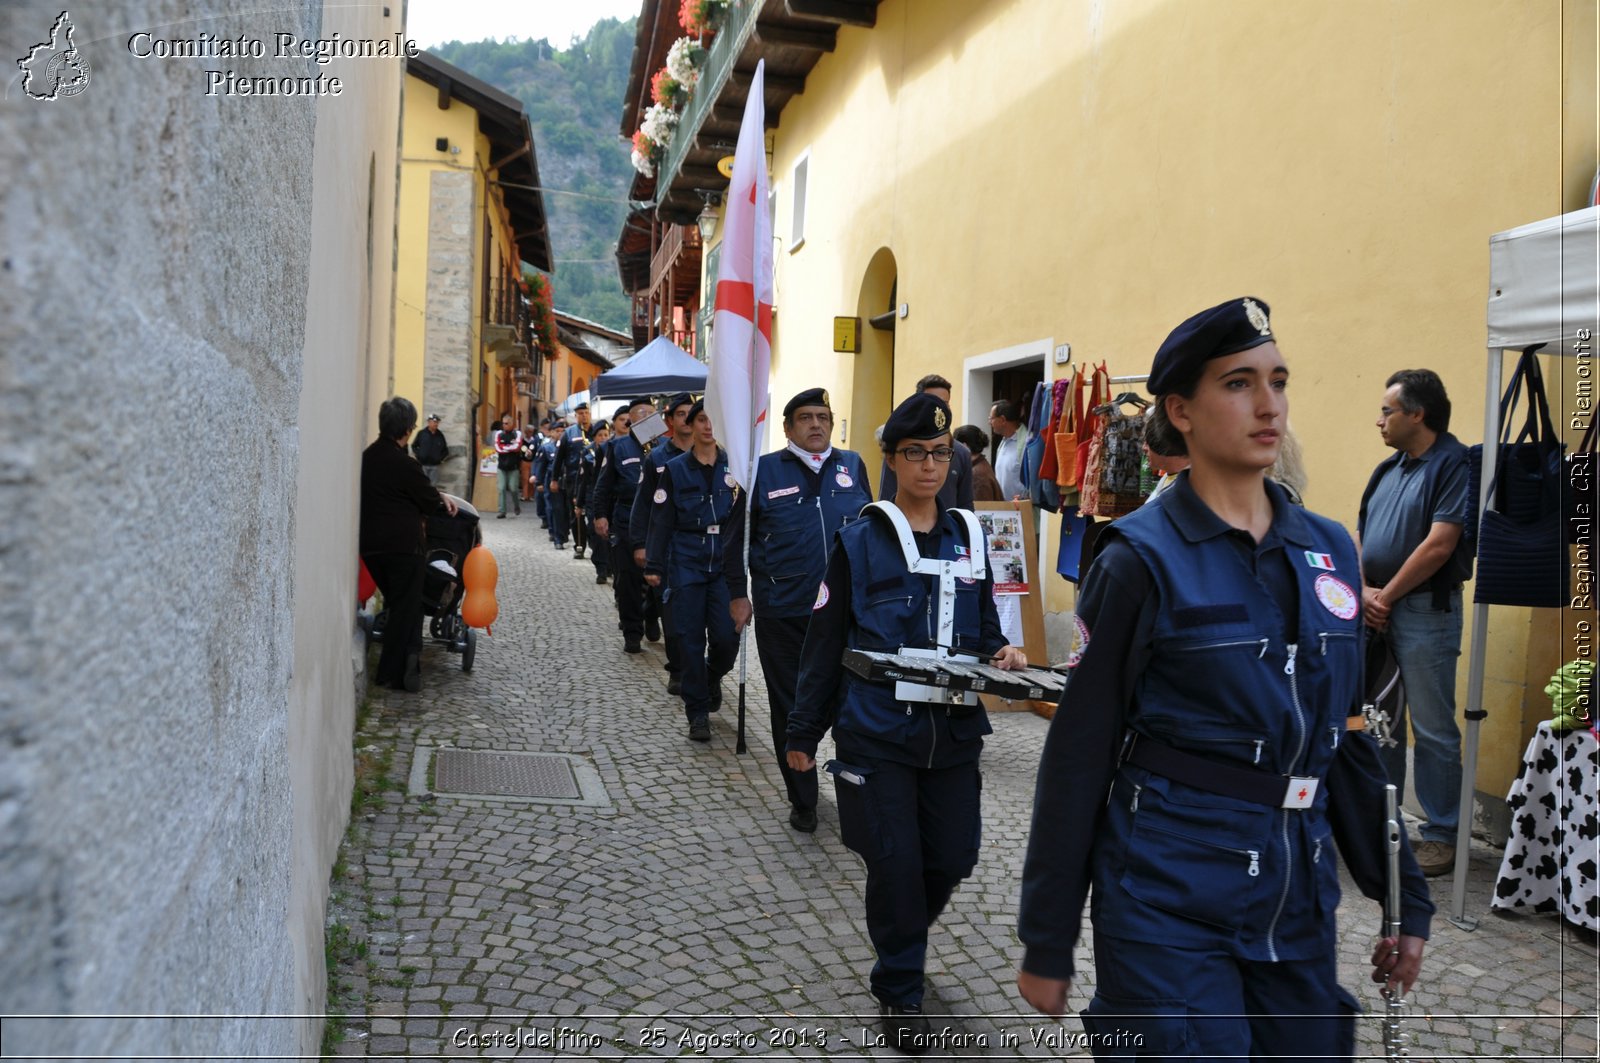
[862,502,990,705]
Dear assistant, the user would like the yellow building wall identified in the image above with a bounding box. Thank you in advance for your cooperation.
[395,73,479,408]
[748,0,1594,799]
[396,71,532,512]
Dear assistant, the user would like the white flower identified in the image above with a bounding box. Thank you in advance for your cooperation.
[631,148,655,177]
[640,103,679,146]
[666,37,704,89]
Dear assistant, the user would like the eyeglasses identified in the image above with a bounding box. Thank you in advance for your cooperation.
[895,445,955,463]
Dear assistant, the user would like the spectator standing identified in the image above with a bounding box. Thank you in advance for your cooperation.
[492,413,523,519]
[989,399,1029,500]
[360,396,457,692]
[955,425,1002,502]
[411,413,448,485]
[1357,368,1472,876]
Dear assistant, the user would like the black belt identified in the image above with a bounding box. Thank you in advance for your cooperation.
[1123,733,1320,810]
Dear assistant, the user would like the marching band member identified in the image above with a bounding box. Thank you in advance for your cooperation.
[1015,297,1432,1058]
[787,391,1026,1054]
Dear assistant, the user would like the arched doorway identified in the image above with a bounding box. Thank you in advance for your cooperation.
[852,248,897,491]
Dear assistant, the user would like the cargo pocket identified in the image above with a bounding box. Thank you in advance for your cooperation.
[1080,994,1189,1057]
[1117,779,1268,932]
[826,761,891,860]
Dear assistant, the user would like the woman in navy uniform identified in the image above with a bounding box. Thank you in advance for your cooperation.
[645,400,740,742]
[788,392,1027,1054]
[1016,298,1432,1058]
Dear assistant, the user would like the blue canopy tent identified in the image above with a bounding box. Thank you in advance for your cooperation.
[590,336,707,399]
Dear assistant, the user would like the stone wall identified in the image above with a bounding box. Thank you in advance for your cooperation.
[423,169,477,498]
[0,0,399,1054]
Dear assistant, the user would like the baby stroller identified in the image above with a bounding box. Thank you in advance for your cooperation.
[421,493,482,672]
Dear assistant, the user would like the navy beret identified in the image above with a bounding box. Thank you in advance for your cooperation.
[574,401,589,411]
[687,398,706,424]
[1148,297,1275,395]
[882,392,953,449]
[664,393,695,416]
[783,387,831,419]
[613,403,631,420]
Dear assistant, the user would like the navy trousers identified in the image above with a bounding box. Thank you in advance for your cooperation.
[830,752,981,1007]
[612,533,645,640]
[1083,931,1359,1060]
[666,578,736,720]
[755,613,818,811]
[550,488,570,545]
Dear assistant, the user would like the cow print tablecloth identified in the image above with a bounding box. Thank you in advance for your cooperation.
[1491,722,1599,931]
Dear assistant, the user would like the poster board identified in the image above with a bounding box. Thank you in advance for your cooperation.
[974,500,1049,714]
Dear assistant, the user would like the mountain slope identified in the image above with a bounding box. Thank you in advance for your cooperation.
[431,19,636,333]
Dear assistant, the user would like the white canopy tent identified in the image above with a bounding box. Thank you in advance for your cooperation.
[1452,206,1599,925]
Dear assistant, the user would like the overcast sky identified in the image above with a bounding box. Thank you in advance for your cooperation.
[405,0,642,49]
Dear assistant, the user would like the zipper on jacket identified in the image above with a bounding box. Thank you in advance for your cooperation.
[1253,740,1264,764]
[1129,783,1142,813]
[927,708,940,768]
[1172,637,1271,658]
[1247,850,1261,877]
[1267,643,1308,961]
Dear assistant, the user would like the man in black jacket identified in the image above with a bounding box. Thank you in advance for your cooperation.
[361,396,457,692]
[411,413,448,485]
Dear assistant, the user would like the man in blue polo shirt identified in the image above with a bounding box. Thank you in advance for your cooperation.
[1358,368,1472,876]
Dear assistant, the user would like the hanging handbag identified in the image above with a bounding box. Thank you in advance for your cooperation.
[1055,505,1092,582]
[1466,345,1563,551]
[1473,346,1567,608]
[1094,395,1150,518]
[1074,364,1109,488]
[1054,370,1083,488]
[1038,380,1061,485]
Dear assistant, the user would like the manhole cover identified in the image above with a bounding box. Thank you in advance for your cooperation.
[434,749,581,799]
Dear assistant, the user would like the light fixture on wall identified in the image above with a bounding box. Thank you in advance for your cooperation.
[696,194,721,241]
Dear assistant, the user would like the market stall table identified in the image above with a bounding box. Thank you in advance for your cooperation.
[1491,721,1599,931]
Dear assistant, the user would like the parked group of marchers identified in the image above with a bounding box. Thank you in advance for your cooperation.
[357,297,1484,1058]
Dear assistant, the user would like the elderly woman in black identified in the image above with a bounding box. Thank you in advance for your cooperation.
[360,396,457,691]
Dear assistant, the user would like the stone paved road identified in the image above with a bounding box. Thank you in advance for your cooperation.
[327,511,1598,1060]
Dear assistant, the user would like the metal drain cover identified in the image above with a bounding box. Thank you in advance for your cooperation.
[434,749,581,799]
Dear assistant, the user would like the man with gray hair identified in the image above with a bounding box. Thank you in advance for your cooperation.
[1358,368,1472,876]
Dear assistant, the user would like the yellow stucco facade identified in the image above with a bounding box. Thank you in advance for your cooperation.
[395,63,543,507]
[702,0,1596,804]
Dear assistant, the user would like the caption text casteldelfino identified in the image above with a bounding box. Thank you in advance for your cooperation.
[126,31,418,96]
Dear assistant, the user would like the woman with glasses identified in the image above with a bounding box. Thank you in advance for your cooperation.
[1015,297,1432,1058]
[788,391,1026,1055]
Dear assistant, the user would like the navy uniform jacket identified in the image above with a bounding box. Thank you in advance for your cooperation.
[1017,473,1434,982]
[645,447,739,588]
[723,447,874,618]
[555,422,586,479]
[594,433,648,534]
[630,439,686,555]
[788,503,1006,768]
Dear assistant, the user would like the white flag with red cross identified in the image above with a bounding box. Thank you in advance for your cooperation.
[704,60,773,492]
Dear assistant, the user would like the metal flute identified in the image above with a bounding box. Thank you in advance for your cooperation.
[1382,783,1407,1058]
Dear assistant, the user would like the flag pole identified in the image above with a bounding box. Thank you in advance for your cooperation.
[734,382,765,756]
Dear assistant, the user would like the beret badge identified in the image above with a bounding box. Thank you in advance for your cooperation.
[1243,298,1271,337]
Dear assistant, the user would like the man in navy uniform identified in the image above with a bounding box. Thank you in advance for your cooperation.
[540,422,564,546]
[595,398,661,653]
[554,402,592,558]
[645,400,740,742]
[726,387,872,832]
[632,393,695,692]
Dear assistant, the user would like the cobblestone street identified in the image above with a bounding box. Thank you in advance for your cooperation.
[327,511,1598,1060]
